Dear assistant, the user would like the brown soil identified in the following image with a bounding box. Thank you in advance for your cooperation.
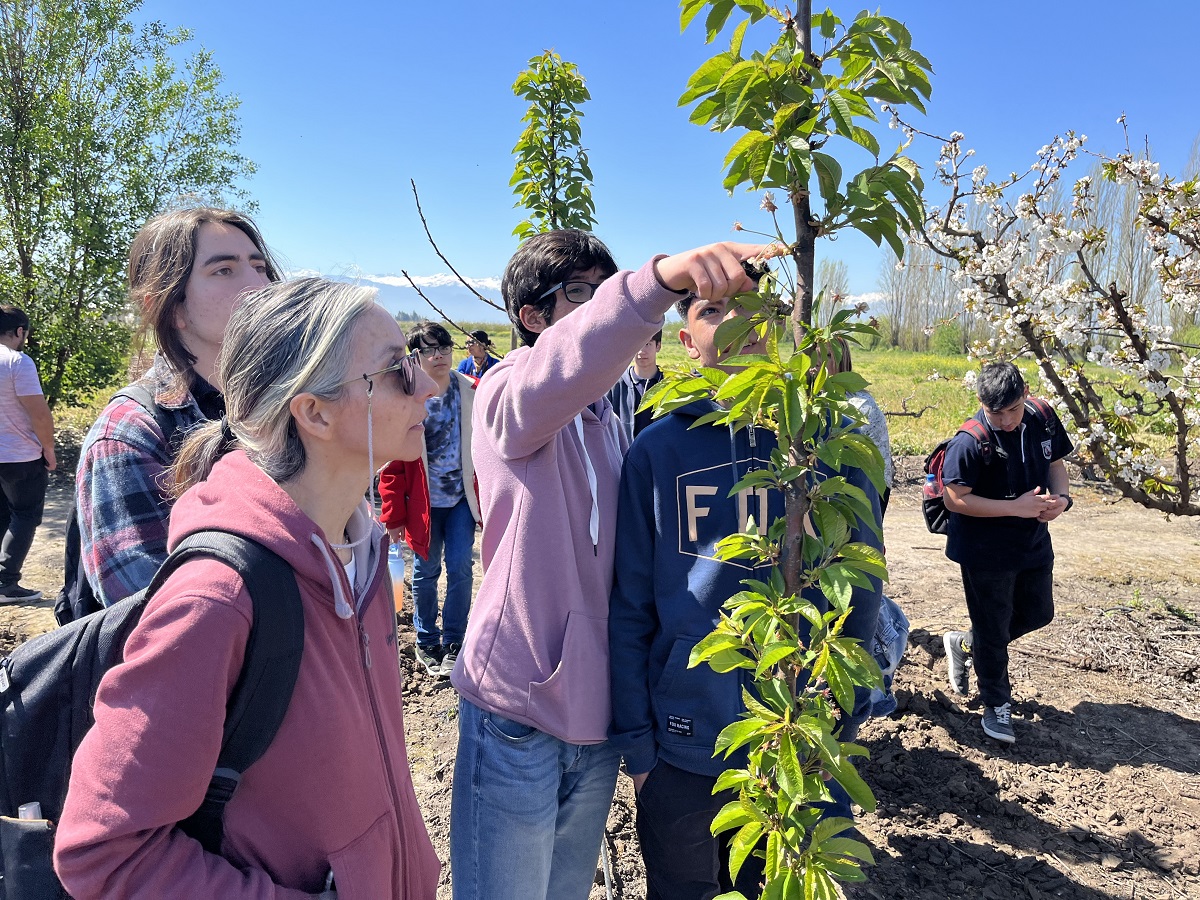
[5,460,1199,899]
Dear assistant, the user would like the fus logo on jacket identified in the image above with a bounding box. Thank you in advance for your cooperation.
[1041,439,1052,460]
[676,461,782,570]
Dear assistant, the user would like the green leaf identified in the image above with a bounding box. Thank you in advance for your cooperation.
[824,752,877,812]
[714,768,754,793]
[759,675,793,713]
[715,718,765,757]
[708,647,756,673]
[816,9,839,37]
[847,125,880,157]
[824,652,855,713]
[809,815,857,847]
[728,820,765,883]
[681,0,710,31]
[729,17,750,57]
[827,91,853,138]
[705,0,737,42]
[812,151,843,205]
[720,128,772,170]
[776,729,804,797]
[691,631,745,665]
[821,836,875,864]
[681,53,737,105]
[711,798,754,834]
[755,641,798,678]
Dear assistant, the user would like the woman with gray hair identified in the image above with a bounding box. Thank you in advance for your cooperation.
[55,278,441,899]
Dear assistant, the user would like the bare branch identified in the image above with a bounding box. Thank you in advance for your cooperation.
[409,179,505,313]
[399,270,476,342]
[883,392,935,419]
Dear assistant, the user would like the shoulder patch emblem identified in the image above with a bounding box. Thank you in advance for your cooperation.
[1042,439,1052,459]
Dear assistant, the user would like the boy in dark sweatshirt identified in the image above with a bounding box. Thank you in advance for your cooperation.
[608,293,883,900]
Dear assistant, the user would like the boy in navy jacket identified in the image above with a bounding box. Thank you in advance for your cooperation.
[941,361,1073,745]
[608,293,883,900]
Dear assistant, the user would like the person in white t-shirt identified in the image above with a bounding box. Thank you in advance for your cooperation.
[0,305,56,603]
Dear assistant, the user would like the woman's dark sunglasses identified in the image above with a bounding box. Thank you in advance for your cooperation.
[337,350,422,395]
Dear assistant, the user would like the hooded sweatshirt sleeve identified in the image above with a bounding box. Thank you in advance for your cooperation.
[479,260,677,461]
[54,561,313,900]
[607,447,662,776]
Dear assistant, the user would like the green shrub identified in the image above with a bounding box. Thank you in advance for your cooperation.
[931,322,965,355]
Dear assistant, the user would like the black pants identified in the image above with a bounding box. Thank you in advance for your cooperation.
[960,563,1055,707]
[0,458,47,586]
[635,759,764,900]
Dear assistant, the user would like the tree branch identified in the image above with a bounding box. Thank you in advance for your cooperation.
[409,179,505,313]
[399,270,479,343]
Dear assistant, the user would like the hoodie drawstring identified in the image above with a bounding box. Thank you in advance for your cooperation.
[574,413,600,554]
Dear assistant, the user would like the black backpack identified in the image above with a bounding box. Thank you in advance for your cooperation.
[54,383,182,626]
[0,531,304,900]
[922,397,1056,535]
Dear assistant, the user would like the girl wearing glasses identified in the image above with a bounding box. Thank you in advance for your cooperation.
[449,229,769,900]
[75,208,281,610]
[379,321,483,678]
[56,278,441,899]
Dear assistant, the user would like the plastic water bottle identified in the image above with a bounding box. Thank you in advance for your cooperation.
[923,472,938,500]
[387,543,406,599]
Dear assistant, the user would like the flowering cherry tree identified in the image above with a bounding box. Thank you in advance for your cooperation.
[903,112,1200,514]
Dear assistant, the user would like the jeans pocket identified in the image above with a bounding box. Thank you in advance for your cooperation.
[483,711,540,743]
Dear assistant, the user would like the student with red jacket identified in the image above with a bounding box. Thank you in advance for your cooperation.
[55,278,441,900]
[379,322,481,677]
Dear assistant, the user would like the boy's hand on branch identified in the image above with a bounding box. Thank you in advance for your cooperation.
[654,242,783,300]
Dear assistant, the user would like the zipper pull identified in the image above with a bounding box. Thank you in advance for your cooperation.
[360,623,372,669]
[749,426,757,448]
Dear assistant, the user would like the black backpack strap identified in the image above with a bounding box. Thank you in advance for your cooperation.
[56,384,184,625]
[1025,397,1057,435]
[114,382,182,456]
[146,531,305,856]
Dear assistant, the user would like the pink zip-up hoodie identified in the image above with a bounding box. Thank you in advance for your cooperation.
[450,259,681,743]
[55,450,440,899]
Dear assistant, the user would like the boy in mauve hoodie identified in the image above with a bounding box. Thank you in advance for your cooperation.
[608,292,884,900]
[448,230,765,900]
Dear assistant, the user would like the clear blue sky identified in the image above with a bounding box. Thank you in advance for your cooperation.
[137,0,1199,297]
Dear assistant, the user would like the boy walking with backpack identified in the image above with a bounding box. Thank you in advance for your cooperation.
[940,362,1073,745]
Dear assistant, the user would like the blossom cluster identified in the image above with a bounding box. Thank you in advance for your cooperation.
[919,128,1200,511]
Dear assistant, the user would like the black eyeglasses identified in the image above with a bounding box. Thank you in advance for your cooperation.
[337,350,422,395]
[536,280,604,304]
[415,344,453,358]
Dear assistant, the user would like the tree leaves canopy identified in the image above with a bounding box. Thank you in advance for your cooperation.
[510,50,596,241]
[0,0,254,405]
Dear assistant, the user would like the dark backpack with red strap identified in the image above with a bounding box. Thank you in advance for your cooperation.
[922,398,1056,534]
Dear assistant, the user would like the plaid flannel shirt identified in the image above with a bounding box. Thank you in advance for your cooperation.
[76,357,211,606]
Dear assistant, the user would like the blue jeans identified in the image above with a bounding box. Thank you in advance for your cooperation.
[451,698,621,900]
[412,497,475,649]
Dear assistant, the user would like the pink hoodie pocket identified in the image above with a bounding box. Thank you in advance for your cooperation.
[327,813,398,899]
[525,611,611,742]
